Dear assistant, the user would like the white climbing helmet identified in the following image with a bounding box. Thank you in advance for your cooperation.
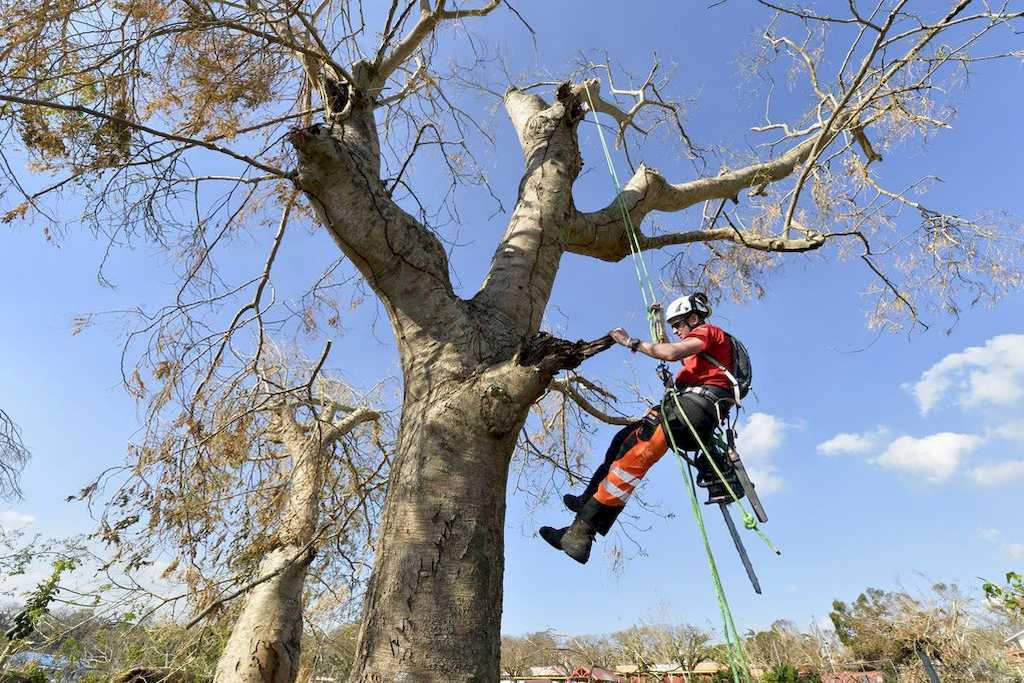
[665,292,711,325]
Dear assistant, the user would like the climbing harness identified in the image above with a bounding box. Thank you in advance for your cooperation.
[583,83,782,683]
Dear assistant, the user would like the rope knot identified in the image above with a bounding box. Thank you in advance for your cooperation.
[742,512,757,530]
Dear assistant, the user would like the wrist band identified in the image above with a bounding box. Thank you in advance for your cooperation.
[629,338,641,352]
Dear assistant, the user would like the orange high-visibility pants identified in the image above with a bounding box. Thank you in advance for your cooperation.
[593,424,670,507]
[592,393,718,508]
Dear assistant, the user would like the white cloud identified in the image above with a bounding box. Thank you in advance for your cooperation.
[736,412,788,494]
[992,418,1024,443]
[737,412,786,462]
[872,433,983,484]
[908,334,1024,415]
[817,426,890,456]
[0,510,35,529]
[977,527,1024,559]
[968,460,1024,487]
[746,467,784,495]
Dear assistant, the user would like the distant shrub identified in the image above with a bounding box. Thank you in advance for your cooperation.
[761,664,820,683]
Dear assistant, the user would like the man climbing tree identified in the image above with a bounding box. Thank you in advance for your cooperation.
[2,2,1022,680]
[540,293,745,564]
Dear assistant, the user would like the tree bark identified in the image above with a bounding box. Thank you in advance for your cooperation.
[346,375,516,680]
[213,544,313,683]
[213,407,378,683]
[347,337,609,681]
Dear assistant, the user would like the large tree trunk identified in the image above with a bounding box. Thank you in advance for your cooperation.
[347,336,609,681]
[289,71,594,681]
[347,377,517,679]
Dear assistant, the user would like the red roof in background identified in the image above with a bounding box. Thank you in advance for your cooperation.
[569,665,624,682]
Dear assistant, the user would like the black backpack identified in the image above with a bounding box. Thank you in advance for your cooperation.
[699,332,752,402]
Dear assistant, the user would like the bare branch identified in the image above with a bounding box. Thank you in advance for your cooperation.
[568,136,819,261]
[0,408,30,500]
[372,0,503,89]
[549,379,633,426]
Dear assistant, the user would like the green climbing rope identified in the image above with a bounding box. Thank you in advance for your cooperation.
[663,389,780,554]
[581,82,780,683]
[660,393,753,683]
[581,85,662,343]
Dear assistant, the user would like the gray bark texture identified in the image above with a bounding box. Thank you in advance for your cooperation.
[287,73,714,682]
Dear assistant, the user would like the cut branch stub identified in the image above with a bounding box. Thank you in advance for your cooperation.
[516,333,615,375]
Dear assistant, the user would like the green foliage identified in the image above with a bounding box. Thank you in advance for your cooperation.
[760,664,819,683]
[709,670,735,683]
[983,571,1024,620]
[1,558,75,668]
[7,663,48,683]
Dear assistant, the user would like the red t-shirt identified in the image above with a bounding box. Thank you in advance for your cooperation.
[675,323,733,390]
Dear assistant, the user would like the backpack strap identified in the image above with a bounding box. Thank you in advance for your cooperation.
[698,351,742,406]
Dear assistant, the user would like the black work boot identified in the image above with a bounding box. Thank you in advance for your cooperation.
[539,518,595,564]
[539,525,567,550]
[562,493,585,513]
[540,497,606,564]
[559,517,596,564]
[695,452,734,488]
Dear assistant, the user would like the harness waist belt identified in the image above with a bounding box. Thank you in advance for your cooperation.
[678,385,733,402]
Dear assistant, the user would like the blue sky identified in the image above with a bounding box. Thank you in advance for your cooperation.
[2,1,1023,643]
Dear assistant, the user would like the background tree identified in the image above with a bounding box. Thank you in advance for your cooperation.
[0,408,30,500]
[301,621,361,682]
[612,622,715,677]
[77,348,388,682]
[3,1,1024,679]
[500,631,564,678]
[565,633,618,673]
[744,620,831,673]
[830,583,1019,681]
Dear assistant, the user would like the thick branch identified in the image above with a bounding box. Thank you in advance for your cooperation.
[471,84,586,331]
[644,227,824,253]
[322,406,381,447]
[289,124,461,325]
[567,137,817,259]
[502,87,549,149]
[516,333,615,376]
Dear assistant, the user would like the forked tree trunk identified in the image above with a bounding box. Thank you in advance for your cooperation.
[289,69,596,681]
[214,406,377,682]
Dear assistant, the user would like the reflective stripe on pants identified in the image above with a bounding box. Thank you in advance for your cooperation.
[593,424,669,507]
